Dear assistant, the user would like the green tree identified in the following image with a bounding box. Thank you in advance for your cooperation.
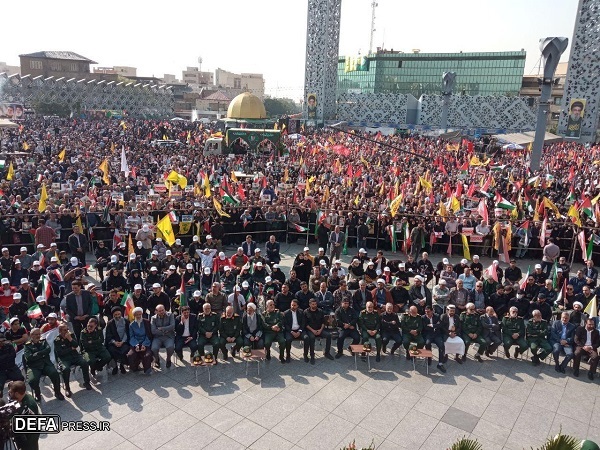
[263,97,300,117]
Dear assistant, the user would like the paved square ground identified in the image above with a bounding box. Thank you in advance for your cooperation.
[35,244,599,449]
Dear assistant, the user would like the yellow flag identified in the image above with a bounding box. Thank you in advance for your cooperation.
[419,176,432,191]
[58,148,66,162]
[128,234,135,255]
[273,122,279,130]
[156,214,176,246]
[120,120,127,130]
[450,196,461,213]
[203,173,211,198]
[178,221,192,235]
[110,142,115,153]
[389,194,403,218]
[305,177,311,197]
[584,296,598,318]
[177,174,188,189]
[469,156,481,166]
[231,171,238,182]
[75,208,84,231]
[568,204,582,226]
[213,197,231,218]
[379,181,385,196]
[167,170,180,184]
[544,197,560,217]
[354,194,360,206]
[38,184,48,213]
[438,201,448,218]
[6,162,14,181]
[461,234,471,260]
[99,159,110,185]
[282,168,288,183]
[194,183,202,197]
[592,192,600,206]
[22,142,29,151]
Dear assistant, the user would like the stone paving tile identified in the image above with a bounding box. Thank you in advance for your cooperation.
[440,406,480,433]
[271,401,329,444]
[387,409,439,448]
[248,431,295,450]
[419,422,470,450]
[470,418,512,447]
[129,409,199,450]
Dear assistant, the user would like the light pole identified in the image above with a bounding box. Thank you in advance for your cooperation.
[530,37,568,171]
[440,72,456,133]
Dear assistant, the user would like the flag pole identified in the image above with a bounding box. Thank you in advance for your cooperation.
[569,229,580,274]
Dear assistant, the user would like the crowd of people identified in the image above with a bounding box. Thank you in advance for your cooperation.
[0,117,600,408]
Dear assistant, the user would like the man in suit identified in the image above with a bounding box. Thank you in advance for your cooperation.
[64,280,92,339]
[440,304,465,364]
[573,318,600,380]
[352,280,373,312]
[242,235,258,258]
[68,225,89,265]
[584,260,598,289]
[175,305,199,362]
[422,305,445,372]
[283,299,307,362]
[105,306,130,375]
[329,225,345,261]
[550,311,576,373]
[480,306,502,356]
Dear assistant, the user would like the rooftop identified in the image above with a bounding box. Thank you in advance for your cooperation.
[19,51,97,64]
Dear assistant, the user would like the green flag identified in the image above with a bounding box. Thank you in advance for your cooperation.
[342,228,348,256]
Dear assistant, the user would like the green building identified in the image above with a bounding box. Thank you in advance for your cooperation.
[338,50,526,98]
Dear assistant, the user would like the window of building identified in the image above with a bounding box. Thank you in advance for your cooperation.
[69,63,78,71]
[554,97,562,105]
[234,78,241,89]
[29,60,42,70]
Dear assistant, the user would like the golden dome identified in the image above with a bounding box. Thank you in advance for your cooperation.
[226,92,267,119]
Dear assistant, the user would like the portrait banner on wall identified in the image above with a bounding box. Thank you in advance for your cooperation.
[306,93,317,121]
[565,98,586,139]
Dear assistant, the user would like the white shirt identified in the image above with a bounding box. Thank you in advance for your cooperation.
[586,330,592,347]
[291,310,299,330]
[182,317,190,337]
[449,315,455,329]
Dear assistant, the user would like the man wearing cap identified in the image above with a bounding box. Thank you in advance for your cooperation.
[151,304,176,368]
[265,235,281,266]
[460,303,487,362]
[219,305,243,359]
[526,309,552,366]
[17,247,33,271]
[262,300,286,363]
[105,306,130,374]
[148,283,171,313]
[315,247,330,270]
[54,322,92,396]
[40,311,59,333]
[9,292,29,328]
[528,292,553,322]
[128,307,154,375]
[81,317,112,376]
[68,225,88,265]
[24,328,64,401]
[251,261,268,288]
[197,303,221,361]
[205,282,227,316]
[304,298,334,363]
[242,303,264,348]
[0,332,24,396]
[135,224,154,253]
[251,248,268,267]
[65,280,92,338]
[359,302,383,361]
[501,306,528,359]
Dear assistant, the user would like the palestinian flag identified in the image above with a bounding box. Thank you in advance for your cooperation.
[567,186,576,202]
[555,279,567,306]
[27,304,43,319]
[290,223,307,232]
[495,192,516,210]
[220,187,239,205]
[579,198,593,219]
[120,291,135,321]
[179,277,187,307]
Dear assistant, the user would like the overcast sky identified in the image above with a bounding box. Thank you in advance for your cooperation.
[2,0,579,101]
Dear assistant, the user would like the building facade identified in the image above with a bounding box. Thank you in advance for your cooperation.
[338,50,526,98]
[214,69,264,99]
[182,67,214,86]
[19,51,97,79]
[0,62,20,76]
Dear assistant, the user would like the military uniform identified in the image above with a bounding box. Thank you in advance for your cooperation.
[23,340,62,398]
[54,332,91,388]
[501,315,528,357]
[358,309,382,355]
[197,312,221,357]
[263,309,285,361]
[526,319,551,362]
[460,312,487,356]
[401,314,425,351]
[80,328,112,373]
[219,314,243,358]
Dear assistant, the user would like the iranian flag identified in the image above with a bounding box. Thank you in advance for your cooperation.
[290,223,307,232]
[519,265,531,290]
[120,291,135,321]
[220,187,239,205]
[179,277,187,307]
[555,279,567,306]
[27,304,43,319]
[402,222,410,254]
[495,192,516,210]
[539,214,548,248]
[314,210,325,237]
[41,274,53,301]
[112,229,122,249]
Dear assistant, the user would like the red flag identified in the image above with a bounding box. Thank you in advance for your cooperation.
[439,163,447,176]
[459,161,469,172]
[444,182,452,199]
[261,176,267,189]
[467,141,474,153]
[477,199,489,224]
[466,182,476,197]
[203,219,211,234]
[455,181,463,198]
[237,185,246,201]
[346,165,353,177]
[568,166,575,183]
[354,166,362,178]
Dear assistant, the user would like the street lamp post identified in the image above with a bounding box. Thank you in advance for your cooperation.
[530,37,568,171]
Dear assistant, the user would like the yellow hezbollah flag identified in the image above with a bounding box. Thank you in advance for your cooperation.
[99,159,110,185]
[544,197,561,217]
[354,194,360,206]
[178,221,192,235]
[213,197,231,218]
[203,173,211,198]
[156,214,176,246]
[568,204,582,227]
[419,176,432,191]
[6,162,14,181]
[128,234,135,255]
[450,196,461,213]
[58,148,66,162]
[231,171,238,182]
[38,184,48,213]
[389,194,403,218]
[22,142,29,151]
[282,168,289,183]
[461,234,471,260]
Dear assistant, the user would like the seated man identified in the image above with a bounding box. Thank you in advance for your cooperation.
[0,332,24,396]
[334,298,360,358]
[150,304,175,368]
[262,300,285,363]
[501,306,528,359]
[175,305,199,362]
[105,306,130,375]
[480,306,502,356]
[54,323,92,397]
[242,303,264,349]
[401,305,425,360]
[80,317,112,377]
[440,305,465,364]
[128,307,154,375]
[422,305,445,372]
[197,303,221,361]
[526,309,552,366]
[550,311,576,374]
[283,299,307,362]
[24,328,64,402]
[64,280,92,340]
[304,298,334,364]
[5,317,28,352]
[359,301,383,362]
[573,318,600,380]
[460,303,487,362]
[219,306,243,360]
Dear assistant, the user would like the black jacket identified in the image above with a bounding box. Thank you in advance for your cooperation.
[65,290,92,319]
[283,308,306,333]
[175,313,199,338]
[105,318,130,346]
[440,313,462,339]
[421,313,442,339]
